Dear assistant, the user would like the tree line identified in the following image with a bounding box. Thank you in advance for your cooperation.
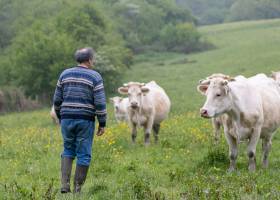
[0,0,209,106]
[176,0,280,25]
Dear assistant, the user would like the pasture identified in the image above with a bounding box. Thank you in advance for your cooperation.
[1,19,280,199]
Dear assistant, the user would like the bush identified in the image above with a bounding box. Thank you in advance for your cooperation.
[2,1,131,102]
[0,87,40,113]
[160,23,211,53]
[227,0,280,22]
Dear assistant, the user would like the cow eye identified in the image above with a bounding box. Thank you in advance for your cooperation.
[216,94,221,97]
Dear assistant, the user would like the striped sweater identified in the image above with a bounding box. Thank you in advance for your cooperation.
[53,66,107,127]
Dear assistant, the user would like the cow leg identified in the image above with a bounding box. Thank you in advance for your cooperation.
[144,118,153,146]
[247,127,261,172]
[262,137,272,169]
[152,123,160,144]
[225,133,238,172]
[212,118,221,144]
[131,123,137,144]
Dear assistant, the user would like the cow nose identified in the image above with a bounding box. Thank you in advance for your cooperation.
[115,106,119,111]
[131,102,138,108]
[200,109,209,118]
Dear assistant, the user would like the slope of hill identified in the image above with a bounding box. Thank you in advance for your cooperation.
[122,19,280,113]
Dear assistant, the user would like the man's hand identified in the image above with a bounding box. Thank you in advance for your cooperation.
[96,127,105,136]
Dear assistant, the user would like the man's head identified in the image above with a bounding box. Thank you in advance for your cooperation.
[74,47,96,67]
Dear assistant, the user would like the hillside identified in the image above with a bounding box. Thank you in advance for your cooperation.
[122,19,280,113]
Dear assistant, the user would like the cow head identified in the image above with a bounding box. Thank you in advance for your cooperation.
[118,82,149,110]
[198,77,233,118]
[110,96,124,112]
[271,71,280,82]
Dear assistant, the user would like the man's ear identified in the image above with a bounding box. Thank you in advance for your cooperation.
[197,84,208,95]
[118,87,128,95]
[141,87,150,94]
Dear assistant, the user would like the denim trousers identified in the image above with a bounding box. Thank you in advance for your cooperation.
[61,119,95,166]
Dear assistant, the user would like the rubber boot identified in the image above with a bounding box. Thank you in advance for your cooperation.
[73,165,89,193]
[61,157,73,193]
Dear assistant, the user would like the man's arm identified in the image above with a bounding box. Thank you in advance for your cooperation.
[53,78,63,120]
[93,78,107,128]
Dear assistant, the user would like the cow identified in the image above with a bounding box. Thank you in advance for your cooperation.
[198,73,236,143]
[50,105,59,125]
[110,96,129,122]
[118,81,171,145]
[198,74,280,172]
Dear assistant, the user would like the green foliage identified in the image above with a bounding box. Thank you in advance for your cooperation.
[108,0,197,53]
[160,23,203,53]
[176,0,236,25]
[0,0,131,101]
[227,0,280,22]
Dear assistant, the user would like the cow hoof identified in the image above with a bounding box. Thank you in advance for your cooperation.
[262,160,269,169]
[144,142,150,147]
[248,164,256,172]
[227,167,235,173]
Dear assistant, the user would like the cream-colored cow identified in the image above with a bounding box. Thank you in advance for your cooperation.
[110,96,129,122]
[118,81,171,145]
[198,74,280,171]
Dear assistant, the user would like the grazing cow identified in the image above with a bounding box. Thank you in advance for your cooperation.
[50,105,59,124]
[198,74,280,171]
[110,96,129,122]
[118,81,171,145]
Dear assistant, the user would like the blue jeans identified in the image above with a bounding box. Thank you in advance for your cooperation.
[61,119,95,166]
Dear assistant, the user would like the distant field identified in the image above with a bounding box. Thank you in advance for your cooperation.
[1,19,280,199]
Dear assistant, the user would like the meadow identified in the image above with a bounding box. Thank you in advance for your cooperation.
[1,19,280,199]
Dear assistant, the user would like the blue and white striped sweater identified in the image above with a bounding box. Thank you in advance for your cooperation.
[53,66,107,127]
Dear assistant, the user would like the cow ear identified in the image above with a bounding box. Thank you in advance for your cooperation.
[141,87,150,94]
[118,87,128,95]
[271,71,276,79]
[222,80,228,85]
[197,85,208,95]
[119,97,123,102]
[109,98,114,103]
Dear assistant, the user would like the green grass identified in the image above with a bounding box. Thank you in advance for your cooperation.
[2,19,280,199]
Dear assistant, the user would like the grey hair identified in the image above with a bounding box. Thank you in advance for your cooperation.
[74,47,95,63]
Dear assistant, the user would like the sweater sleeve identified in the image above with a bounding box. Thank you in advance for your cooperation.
[53,77,63,119]
[93,77,107,127]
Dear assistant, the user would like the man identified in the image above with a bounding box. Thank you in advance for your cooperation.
[53,47,107,193]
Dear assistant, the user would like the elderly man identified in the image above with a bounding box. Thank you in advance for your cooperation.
[53,47,107,193]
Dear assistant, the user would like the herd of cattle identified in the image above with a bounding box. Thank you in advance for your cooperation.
[50,71,280,172]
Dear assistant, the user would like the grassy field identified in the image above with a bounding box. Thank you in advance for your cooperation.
[1,19,280,199]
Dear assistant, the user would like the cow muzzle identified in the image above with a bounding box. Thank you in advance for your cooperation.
[130,102,139,109]
[200,108,210,118]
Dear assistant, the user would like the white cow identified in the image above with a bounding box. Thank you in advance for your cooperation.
[50,105,59,124]
[198,74,280,171]
[118,81,171,145]
[110,96,129,122]
[199,73,237,143]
